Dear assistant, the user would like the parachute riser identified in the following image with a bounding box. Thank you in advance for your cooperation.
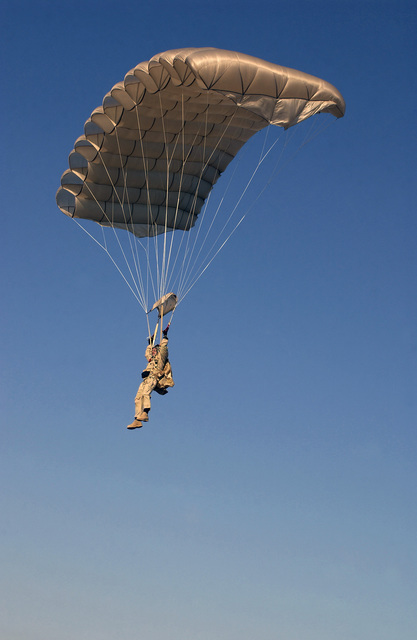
[150,321,159,347]
[160,310,164,344]
[148,292,177,346]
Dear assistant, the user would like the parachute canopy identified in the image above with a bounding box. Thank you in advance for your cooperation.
[56,47,345,239]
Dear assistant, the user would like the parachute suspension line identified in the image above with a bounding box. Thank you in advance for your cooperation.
[82,109,334,317]
[175,103,242,301]
[160,94,229,297]
[162,108,209,295]
[175,98,213,300]
[175,158,238,299]
[134,88,203,310]
[177,101,222,297]
[160,92,203,300]
[175,128,247,299]
[100,222,109,252]
[179,216,246,304]
[70,160,148,310]
[275,114,334,170]
[79,135,149,309]
[112,129,150,308]
[301,114,335,146]
[180,129,279,300]
[96,136,148,310]
[70,217,144,305]
[125,117,161,311]
[178,130,284,303]
[245,114,336,202]
[133,102,160,309]
[145,300,152,340]
[157,91,191,302]
[158,90,173,304]
[178,118,335,303]
[165,302,177,330]
[148,121,177,305]
[162,93,188,296]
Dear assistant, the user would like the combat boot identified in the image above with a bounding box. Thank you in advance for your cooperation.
[127,419,143,430]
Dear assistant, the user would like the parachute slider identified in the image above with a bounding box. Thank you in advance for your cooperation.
[148,292,177,319]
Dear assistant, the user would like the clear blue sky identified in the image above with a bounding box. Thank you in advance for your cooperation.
[2,1,416,639]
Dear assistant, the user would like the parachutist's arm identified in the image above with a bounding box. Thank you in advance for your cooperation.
[159,336,169,365]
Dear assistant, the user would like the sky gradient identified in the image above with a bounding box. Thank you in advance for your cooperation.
[2,2,416,639]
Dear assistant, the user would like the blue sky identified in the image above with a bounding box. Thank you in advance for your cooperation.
[1,1,416,639]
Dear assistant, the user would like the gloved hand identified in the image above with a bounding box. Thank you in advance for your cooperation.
[162,324,170,337]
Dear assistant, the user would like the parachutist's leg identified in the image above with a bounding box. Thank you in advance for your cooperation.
[135,377,156,421]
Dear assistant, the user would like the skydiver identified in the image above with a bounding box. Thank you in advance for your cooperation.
[127,325,174,430]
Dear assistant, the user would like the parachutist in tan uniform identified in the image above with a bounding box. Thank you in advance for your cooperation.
[127,326,174,430]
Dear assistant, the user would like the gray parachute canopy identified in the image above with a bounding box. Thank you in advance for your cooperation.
[56,48,345,239]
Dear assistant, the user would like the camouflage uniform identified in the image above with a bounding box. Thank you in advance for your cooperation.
[134,336,174,422]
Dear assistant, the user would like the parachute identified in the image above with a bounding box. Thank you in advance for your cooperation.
[57,48,345,329]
